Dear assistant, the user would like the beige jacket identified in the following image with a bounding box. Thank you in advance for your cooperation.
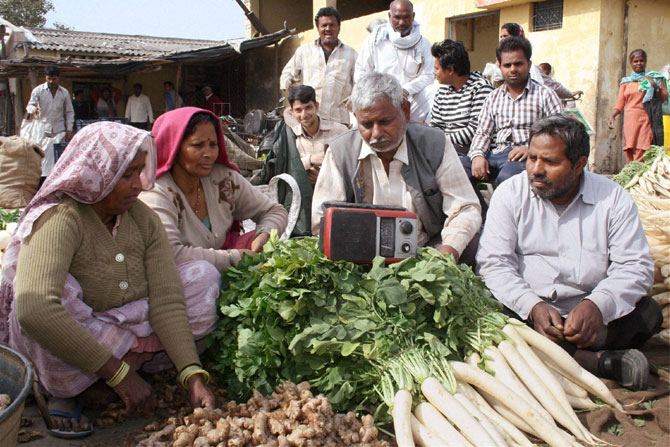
[140,165,288,271]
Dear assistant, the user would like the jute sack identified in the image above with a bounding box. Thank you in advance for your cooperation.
[0,136,44,209]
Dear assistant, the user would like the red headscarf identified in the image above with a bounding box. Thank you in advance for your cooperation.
[153,107,239,178]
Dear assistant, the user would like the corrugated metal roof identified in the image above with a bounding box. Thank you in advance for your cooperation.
[21,28,225,57]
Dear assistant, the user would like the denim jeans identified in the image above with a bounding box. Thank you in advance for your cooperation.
[460,146,526,185]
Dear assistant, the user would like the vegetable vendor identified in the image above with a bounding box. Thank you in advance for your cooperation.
[311,72,482,264]
[139,107,288,272]
[477,114,662,390]
[0,122,218,439]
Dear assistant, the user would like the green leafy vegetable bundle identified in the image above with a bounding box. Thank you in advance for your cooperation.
[207,235,501,411]
[0,208,20,231]
[613,145,667,187]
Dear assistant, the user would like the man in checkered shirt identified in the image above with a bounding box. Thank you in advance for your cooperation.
[461,37,563,185]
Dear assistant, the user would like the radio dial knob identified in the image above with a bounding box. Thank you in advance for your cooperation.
[400,221,413,235]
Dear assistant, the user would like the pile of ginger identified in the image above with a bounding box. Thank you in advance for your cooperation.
[138,382,390,447]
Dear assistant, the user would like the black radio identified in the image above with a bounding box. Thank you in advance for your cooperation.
[318,202,419,263]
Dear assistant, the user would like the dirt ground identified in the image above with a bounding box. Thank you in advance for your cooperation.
[15,337,670,447]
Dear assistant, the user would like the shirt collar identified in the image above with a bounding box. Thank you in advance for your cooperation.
[504,77,536,100]
[315,38,341,49]
[359,136,409,165]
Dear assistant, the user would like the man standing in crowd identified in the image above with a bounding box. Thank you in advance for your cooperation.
[312,72,481,264]
[430,39,494,156]
[477,114,661,390]
[125,83,154,130]
[461,37,563,185]
[355,0,434,123]
[202,86,223,114]
[280,7,357,126]
[25,64,74,179]
[164,81,184,112]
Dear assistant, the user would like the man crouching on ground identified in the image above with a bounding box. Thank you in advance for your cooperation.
[476,114,662,390]
[311,71,481,264]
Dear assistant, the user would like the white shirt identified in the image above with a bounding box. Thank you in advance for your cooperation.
[280,39,358,125]
[312,135,481,254]
[125,93,154,123]
[476,171,654,324]
[355,31,434,122]
[26,82,74,135]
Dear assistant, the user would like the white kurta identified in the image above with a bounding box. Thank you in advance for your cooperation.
[355,29,435,122]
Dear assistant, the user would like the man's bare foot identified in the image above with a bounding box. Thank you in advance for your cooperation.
[47,397,92,433]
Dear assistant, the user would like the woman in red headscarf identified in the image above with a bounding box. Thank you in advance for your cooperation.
[140,107,287,272]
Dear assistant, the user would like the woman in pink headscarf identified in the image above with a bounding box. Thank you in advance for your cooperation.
[140,107,287,272]
[0,122,218,439]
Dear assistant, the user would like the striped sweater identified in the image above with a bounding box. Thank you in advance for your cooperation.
[429,71,494,147]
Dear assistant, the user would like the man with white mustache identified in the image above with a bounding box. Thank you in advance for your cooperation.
[311,72,481,264]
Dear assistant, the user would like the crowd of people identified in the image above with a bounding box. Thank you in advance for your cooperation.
[2,0,666,440]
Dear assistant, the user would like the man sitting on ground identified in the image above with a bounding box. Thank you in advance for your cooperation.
[476,114,662,390]
[461,37,563,186]
[429,39,494,156]
[262,85,347,236]
[312,72,481,264]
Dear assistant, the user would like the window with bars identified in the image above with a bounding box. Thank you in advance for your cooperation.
[533,0,563,31]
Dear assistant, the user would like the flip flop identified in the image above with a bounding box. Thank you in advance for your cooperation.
[31,378,94,439]
[48,404,94,439]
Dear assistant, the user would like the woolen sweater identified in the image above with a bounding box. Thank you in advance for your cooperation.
[139,165,288,271]
[14,196,200,375]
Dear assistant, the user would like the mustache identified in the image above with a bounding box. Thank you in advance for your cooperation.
[529,174,551,185]
[368,137,392,146]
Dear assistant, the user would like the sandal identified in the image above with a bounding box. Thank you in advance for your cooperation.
[32,379,94,439]
[598,349,649,391]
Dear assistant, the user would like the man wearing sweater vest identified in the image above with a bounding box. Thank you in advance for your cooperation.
[311,72,481,264]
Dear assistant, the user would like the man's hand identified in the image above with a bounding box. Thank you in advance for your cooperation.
[187,374,216,409]
[309,152,325,168]
[507,145,528,162]
[530,302,564,342]
[471,156,490,180]
[438,244,459,263]
[307,167,320,185]
[65,130,73,142]
[564,299,603,349]
[250,232,271,253]
[113,369,156,417]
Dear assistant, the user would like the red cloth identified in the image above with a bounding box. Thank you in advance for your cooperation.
[153,107,239,178]
[205,94,223,113]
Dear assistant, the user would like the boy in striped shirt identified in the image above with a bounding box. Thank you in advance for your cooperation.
[429,40,494,156]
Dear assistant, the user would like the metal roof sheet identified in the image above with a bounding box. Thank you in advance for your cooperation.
[22,28,225,57]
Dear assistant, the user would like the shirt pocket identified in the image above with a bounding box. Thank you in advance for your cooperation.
[578,246,609,290]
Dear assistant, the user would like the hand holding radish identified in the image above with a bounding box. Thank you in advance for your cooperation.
[564,299,603,348]
[530,302,564,342]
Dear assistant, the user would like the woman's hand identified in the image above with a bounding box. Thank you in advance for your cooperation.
[114,369,156,417]
[187,374,216,409]
[251,231,271,253]
[608,110,620,129]
[97,357,155,417]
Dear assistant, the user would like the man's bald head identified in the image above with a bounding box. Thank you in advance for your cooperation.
[389,0,415,36]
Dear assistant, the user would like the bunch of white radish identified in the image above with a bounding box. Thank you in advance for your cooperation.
[380,317,623,447]
[629,160,670,345]
[624,151,670,198]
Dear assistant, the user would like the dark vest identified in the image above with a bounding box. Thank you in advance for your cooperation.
[328,122,447,238]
